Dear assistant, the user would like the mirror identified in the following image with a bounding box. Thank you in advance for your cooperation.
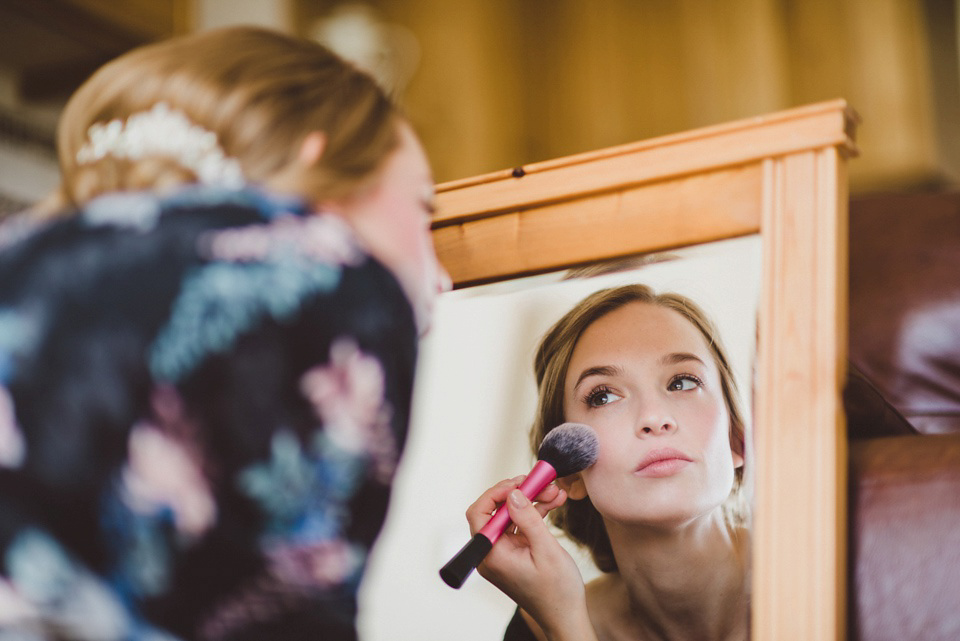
[362,235,761,640]
[361,100,857,641]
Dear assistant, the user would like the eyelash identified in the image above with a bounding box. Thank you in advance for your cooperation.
[668,373,704,391]
[582,374,704,406]
[583,385,618,408]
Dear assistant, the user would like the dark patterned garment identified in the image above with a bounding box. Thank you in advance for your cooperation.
[502,608,538,641]
[0,186,418,640]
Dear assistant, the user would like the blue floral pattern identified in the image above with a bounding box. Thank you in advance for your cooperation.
[0,308,37,384]
[0,186,418,640]
[3,529,183,640]
[149,258,342,383]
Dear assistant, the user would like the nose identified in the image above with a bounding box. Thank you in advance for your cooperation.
[437,262,453,294]
[635,404,676,437]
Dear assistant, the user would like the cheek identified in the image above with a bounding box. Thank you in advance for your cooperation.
[691,395,729,440]
[705,417,740,482]
[380,208,434,280]
[405,227,442,294]
[579,432,628,488]
[684,398,737,468]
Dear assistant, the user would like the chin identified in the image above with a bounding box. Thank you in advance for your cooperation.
[413,299,435,337]
[605,498,726,531]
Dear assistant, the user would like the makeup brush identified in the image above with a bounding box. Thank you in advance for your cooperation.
[440,422,599,589]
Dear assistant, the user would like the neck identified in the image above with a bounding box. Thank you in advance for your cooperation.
[600,512,750,641]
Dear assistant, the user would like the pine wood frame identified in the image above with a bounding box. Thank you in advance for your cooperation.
[431,100,859,641]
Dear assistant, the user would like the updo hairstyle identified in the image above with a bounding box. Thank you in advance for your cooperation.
[56,26,400,211]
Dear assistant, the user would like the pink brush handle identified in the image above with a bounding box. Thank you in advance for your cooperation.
[478,459,557,544]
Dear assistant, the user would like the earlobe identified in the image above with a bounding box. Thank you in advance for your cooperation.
[730,427,745,470]
[733,451,745,469]
[298,131,326,167]
[557,473,588,500]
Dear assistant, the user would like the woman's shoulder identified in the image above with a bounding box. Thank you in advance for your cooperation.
[585,572,622,603]
[501,576,626,641]
[584,573,629,638]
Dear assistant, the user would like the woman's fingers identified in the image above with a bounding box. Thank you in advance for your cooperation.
[533,486,567,518]
[465,482,589,639]
[505,489,559,549]
[465,477,567,535]
[465,476,522,534]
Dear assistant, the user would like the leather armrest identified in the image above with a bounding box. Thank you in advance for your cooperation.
[849,433,960,640]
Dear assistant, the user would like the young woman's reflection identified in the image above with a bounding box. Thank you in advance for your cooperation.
[466,284,749,641]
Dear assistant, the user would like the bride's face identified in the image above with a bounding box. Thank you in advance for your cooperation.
[562,302,743,529]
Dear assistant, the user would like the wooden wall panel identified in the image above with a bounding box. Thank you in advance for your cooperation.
[377,0,529,182]
[783,0,938,190]
[295,0,954,190]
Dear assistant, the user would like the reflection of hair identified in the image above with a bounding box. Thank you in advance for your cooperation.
[531,284,747,573]
[56,26,400,211]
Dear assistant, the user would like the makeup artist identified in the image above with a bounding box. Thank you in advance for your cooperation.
[0,26,449,640]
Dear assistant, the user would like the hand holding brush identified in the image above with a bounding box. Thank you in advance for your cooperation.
[440,422,599,589]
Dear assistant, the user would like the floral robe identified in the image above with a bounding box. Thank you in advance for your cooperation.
[0,187,418,640]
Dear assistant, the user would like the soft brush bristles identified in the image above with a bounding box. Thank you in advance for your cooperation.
[537,422,599,477]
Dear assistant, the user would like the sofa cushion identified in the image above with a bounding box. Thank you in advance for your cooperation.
[848,432,960,641]
[849,191,960,435]
[844,362,917,439]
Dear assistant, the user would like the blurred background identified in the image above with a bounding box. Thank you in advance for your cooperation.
[1,0,959,215]
[0,1,955,639]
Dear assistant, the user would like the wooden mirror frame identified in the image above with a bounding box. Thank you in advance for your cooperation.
[431,100,859,641]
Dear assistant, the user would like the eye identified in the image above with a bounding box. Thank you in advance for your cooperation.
[584,385,623,408]
[667,374,702,391]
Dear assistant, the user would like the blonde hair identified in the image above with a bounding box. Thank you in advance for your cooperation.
[532,284,748,572]
[54,26,400,212]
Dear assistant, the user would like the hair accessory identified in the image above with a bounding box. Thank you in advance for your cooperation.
[76,103,245,188]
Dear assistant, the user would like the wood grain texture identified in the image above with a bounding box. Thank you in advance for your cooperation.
[753,150,849,641]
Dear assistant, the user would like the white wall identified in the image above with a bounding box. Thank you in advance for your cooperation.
[359,234,762,640]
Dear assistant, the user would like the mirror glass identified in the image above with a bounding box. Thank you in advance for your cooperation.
[359,233,762,641]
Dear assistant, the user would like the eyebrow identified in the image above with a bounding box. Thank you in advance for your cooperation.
[573,365,624,390]
[660,352,707,367]
[573,353,707,390]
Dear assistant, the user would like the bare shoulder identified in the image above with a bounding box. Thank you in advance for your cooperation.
[584,573,625,625]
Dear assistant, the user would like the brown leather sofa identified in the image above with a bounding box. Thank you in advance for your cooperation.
[845,190,960,641]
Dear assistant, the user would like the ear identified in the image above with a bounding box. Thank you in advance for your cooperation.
[732,450,744,470]
[731,433,745,470]
[556,472,588,500]
[298,131,327,167]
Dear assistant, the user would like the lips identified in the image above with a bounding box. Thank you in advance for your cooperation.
[634,448,693,478]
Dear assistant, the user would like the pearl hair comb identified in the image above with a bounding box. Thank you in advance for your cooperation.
[76,103,245,188]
